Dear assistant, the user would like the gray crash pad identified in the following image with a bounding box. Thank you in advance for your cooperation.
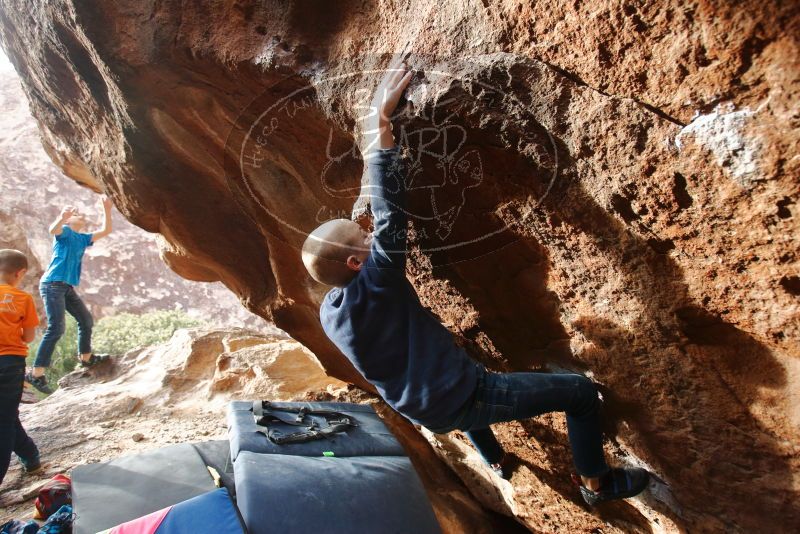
[71,441,227,534]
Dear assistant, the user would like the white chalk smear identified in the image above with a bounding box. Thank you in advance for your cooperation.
[675,103,762,188]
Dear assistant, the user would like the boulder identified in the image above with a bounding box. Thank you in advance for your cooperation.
[0,212,44,313]
[0,1,797,530]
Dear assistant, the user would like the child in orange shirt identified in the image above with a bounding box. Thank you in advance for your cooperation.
[0,249,41,484]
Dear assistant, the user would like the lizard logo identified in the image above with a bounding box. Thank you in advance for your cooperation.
[225,56,558,264]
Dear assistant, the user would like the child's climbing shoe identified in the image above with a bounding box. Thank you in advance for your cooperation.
[25,372,53,394]
[579,467,650,506]
[19,452,41,473]
[78,353,110,367]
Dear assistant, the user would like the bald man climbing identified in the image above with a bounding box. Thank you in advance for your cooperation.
[302,57,651,505]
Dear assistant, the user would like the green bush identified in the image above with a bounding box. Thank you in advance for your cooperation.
[27,309,204,390]
[90,310,204,355]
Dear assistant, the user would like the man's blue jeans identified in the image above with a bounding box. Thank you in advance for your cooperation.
[0,357,38,484]
[34,281,94,368]
[427,365,610,478]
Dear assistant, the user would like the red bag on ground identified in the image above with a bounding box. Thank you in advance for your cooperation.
[34,474,72,519]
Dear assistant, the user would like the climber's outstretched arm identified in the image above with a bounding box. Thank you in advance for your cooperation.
[362,60,412,269]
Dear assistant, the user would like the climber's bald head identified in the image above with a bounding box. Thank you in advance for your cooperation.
[302,219,373,287]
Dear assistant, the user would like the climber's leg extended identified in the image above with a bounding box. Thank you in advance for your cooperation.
[460,368,609,477]
[440,366,649,502]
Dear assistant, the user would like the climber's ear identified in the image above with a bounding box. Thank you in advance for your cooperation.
[346,255,363,272]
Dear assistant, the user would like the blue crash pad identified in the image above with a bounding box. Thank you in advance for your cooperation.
[234,451,441,534]
[108,488,244,533]
[227,401,405,460]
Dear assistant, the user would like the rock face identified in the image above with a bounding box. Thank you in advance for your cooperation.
[0,1,797,531]
[0,212,44,308]
[0,55,264,328]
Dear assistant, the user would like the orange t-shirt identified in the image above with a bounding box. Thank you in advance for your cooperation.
[0,283,39,357]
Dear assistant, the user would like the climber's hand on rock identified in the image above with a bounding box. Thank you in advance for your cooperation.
[372,59,412,125]
[101,195,113,211]
[364,56,412,151]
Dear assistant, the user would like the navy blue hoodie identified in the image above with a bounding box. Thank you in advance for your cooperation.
[320,148,478,426]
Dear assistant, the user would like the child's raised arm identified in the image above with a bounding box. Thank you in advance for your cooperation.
[91,195,114,243]
[49,206,74,235]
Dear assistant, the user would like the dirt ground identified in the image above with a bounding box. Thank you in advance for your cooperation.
[1,382,228,522]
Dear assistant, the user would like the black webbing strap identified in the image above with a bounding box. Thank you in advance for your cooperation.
[252,401,358,445]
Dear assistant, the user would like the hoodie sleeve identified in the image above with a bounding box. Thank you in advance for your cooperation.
[366,147,407,270]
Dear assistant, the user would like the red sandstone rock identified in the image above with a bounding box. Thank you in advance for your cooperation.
[0,1,797,531]
[0,212,44,312]
[0,60,266,328]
